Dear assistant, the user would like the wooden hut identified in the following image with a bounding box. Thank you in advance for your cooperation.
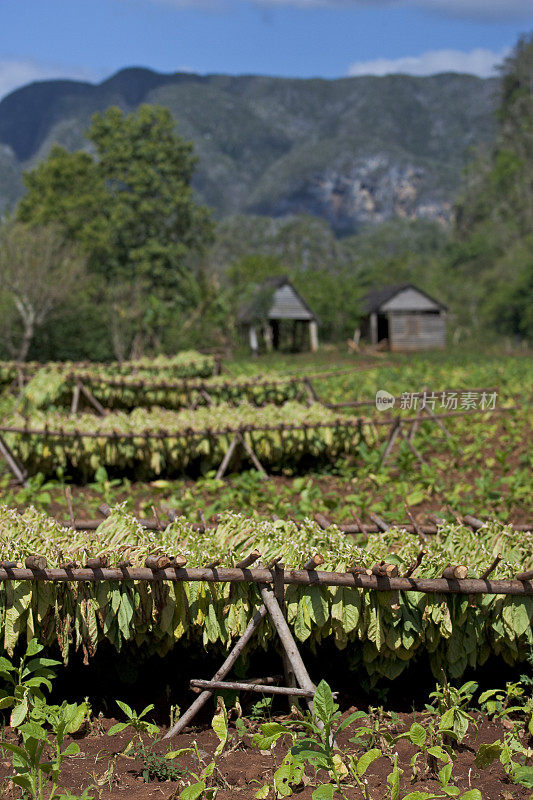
[360,284,447,351]
[238,277,318,354]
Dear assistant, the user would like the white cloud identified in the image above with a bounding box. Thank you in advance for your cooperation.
[125,0,533,20]
[252,0,533,21]
[347,47,509,78]
[411,0,533,21]
[0,59,96,102]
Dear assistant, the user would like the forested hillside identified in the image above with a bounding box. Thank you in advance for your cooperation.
[0,69,497,231]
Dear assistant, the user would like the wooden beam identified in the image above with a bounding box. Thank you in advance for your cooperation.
[0,566,529,595]
[190,679,314,698]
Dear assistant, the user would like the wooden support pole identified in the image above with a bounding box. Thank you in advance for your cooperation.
[273,561,296,706]
[480,554,501,580]
[353,515,367,535]
[398,426,427,465]
[423,405,455,447]
[369,513,390,532]
[57,517,533,535]
[314,513,331,531]
[79,382,107,417]
[516,568,533,582]
[235,550,260,570]
[0,434,28,486]
[404,502,427,543]
[164,604,268,738]
[408,400,423,442]
[303,554,324,571]
[380,420,400,467]
[403,550,426,578]
[259,585,316,719]
[463,514,485,530]
[237,432,268,479]
[215,434,240,479]
[70,382,81,414]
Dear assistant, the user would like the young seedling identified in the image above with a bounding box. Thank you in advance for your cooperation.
[0,703,85,800]
[179,698,230,800]
[290,680,381,800]
[428,677,478,744]
[108,700,159,752]
[0,638,61,727]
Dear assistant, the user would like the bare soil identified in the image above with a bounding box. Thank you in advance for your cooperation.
[0,710,531,799]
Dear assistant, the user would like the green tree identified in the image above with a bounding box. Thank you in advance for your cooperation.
[18,105,214,358]
[453,33,533,340]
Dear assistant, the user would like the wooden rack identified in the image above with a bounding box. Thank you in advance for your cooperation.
[0,563,531,595]
[0,402,522,487]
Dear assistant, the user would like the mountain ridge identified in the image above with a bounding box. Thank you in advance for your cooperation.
[0,67,498,232]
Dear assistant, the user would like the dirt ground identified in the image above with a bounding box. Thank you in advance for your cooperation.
[0,708,531,799]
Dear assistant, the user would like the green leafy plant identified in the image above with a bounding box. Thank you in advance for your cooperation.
[108,700,159,751]
[387,721,452,784]
[249,696,273,721]
[475,728,533,789]
[478,682,533,736]
[0,702,84,800]
[0,639,61,727]
[179,698,229,800]
[427,678,478,743]
[289,680,380,800]
[130,740,187,783]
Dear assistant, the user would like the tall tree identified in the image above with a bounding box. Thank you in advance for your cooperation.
[18,105,214,358]
[452,33,533,339]
[0,223,86,361]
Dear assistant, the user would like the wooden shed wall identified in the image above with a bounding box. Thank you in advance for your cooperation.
[268,285,314,321]
[389,313,446,350]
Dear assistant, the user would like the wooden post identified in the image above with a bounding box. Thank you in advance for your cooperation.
[237,432,268,479]
[273,562,297,707]
[309,320,319,353]
[263,324,273,352]
[164,605,268,738]
[215,434,240,479]
[380,419,400,467]
[398,427,427,465]
[70,382,81,414]
[259,585,317,719]
[423,405,455,448]
[369,313,378,345]
[79,383,107,417]
[249,326,258,355]
[0,434,28,486]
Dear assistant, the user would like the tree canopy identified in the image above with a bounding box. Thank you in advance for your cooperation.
[17,105,214,357]
[452,34,533,340]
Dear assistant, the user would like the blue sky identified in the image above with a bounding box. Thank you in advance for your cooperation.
[0,0,531,99]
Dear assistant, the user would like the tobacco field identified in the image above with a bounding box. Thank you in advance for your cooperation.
[0,348,530,799]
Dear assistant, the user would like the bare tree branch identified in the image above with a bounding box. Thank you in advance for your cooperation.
[0,223,86,361]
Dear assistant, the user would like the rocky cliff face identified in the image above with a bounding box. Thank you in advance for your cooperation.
[258,157,452,231]
[0,68,496,230]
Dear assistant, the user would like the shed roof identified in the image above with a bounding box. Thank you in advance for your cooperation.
[238,277,317,323]
[362,283,447,315]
